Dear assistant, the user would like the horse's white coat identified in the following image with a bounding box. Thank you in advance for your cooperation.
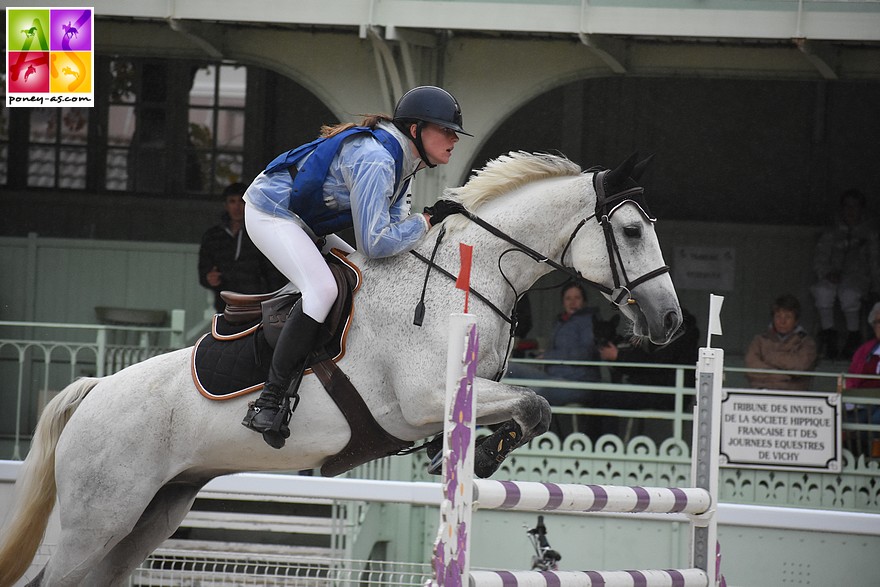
[0,152,681,586]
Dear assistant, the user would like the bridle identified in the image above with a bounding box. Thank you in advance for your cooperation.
[584,168,672,305]
[410,167,671,377]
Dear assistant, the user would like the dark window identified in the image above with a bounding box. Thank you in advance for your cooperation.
[27,107,89,189]
[1,57,248,198]
[187,63,246,195]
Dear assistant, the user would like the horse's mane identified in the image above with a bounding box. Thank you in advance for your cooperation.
[444,151,582,211]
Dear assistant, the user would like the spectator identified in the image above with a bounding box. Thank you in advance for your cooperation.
[844,302,880,427]
[744,294,818,391]
[811,188,880,359]
[594,308,700,442]
[507,282,602,406]
[601,307,701,409]
[198,182,286,313]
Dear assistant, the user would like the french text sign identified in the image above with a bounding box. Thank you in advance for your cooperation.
[673,246,734,291]
[720,388,841,472]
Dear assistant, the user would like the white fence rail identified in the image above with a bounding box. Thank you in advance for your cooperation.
[0,315,186,459]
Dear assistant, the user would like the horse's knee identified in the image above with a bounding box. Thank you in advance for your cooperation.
[532,394,552,435]
[514,387,551,436]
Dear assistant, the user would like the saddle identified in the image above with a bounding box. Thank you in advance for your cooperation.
[219,249,360,364]
[192,249,413,476]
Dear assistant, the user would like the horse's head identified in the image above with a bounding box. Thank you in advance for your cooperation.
[440,150,681,345]
[568,153,682,345]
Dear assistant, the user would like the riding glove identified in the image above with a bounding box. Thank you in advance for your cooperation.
[425,199,467,225]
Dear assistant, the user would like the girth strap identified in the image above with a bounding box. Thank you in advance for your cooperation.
[311,359,414,477]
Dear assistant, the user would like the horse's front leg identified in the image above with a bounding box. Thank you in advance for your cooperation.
[426,378,551,478]
[472,379,551,477]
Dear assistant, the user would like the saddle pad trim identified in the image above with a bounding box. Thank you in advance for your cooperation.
[330,248,363,294]
[211,314,260,341]
[190,333,265,400]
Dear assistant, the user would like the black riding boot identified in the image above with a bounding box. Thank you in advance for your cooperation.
[242,306,322,448]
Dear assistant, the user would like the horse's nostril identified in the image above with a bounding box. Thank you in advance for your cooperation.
[664,310,680,335]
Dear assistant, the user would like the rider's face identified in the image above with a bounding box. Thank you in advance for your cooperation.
[413,123,459,166]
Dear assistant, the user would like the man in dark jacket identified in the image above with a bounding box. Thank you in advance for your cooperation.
[198,182,286,312]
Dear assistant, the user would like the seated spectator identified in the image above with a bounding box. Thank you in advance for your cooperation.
[198,182,287,313]
[844,302,880,427]
[601,307,701,410]
[506,282,601,406]
[810,188,880,359]
[744,294,818,391]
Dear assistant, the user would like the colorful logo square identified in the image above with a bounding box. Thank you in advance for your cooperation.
[8,51,50,93]
[50,8,92,52]
[7,8,50,51]
[5,7,94,107]
[50,51,91,93]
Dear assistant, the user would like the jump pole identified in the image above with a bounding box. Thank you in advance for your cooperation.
[430,314,725,587]
[431,312,479,586]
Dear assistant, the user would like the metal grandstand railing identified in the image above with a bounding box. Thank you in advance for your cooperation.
[130,551,432,587]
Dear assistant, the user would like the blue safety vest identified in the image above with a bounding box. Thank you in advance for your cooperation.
[263,127,406,236]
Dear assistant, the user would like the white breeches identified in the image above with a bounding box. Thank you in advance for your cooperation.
[811,278,864,331]
[245,205,337,322]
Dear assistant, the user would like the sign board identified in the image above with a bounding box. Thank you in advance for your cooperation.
[673,246,735,291]
[720,388,841,472]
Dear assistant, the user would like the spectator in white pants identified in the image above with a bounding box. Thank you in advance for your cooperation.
[811,189,880,359]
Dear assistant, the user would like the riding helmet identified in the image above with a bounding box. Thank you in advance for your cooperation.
[393,86,472,137]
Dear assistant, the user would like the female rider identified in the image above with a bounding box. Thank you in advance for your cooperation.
[241,86,470,448]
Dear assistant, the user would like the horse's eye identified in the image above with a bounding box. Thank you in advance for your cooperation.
[623,225,641,238]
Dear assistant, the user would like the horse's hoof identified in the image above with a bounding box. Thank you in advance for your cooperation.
[474,453,502,478]
[473,421,523,478]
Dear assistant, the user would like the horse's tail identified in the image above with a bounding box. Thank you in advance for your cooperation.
[0,377,100,587]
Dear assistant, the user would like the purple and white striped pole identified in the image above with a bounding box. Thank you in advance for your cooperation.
[469,569,710,587]
[473,481,710,515]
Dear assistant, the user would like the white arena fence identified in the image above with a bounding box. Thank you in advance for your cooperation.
[429,313,722,587]
[0,315,186,460]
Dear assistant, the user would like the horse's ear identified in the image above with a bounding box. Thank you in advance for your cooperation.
[606,152,640,187]
[631,153,655,182]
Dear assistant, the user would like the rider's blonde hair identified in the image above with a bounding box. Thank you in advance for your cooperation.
[320,114,394,138]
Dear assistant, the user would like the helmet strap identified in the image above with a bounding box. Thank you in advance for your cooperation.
[413,121,437,169]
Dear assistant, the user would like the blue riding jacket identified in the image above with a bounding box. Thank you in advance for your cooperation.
[244,121,428,258]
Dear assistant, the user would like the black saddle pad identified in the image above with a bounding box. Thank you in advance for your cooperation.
[191,316,274,400]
